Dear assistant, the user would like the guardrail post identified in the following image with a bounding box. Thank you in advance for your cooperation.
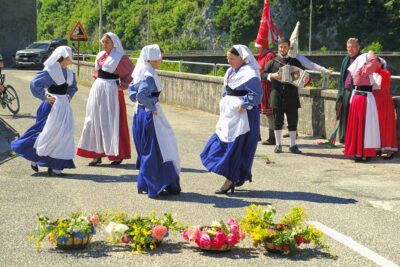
[179,61,182,72]
[213,64,217,76]
[322,74,329,89]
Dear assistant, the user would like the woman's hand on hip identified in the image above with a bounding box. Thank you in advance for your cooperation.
[45,95,56,105]
[238,106,246,113]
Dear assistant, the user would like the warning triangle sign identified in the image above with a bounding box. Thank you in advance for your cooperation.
[69,20,88,40]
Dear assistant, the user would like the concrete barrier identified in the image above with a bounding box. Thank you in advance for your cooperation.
[71,62,399,146]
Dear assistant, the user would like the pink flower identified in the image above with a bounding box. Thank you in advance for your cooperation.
[182,230,189,240]
[187,226,200,241]
[229,224,239,234]
[121,234,131,244]
[151,225,168,241]
[212,230,227,248]
[198,231,211,247]
[226,234,239,246]
[90,215,99,226]
[226,219,238,226]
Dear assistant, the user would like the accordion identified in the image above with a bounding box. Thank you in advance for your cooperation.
[279,65,310,88]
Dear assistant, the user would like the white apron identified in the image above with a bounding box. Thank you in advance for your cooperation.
[77,78,120,156]
[153,102,180,175]
[34,94,75,160]
[215,95,250,142]
[350,90,381,150]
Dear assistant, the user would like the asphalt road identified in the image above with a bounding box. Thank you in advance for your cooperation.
[0,69,399,267]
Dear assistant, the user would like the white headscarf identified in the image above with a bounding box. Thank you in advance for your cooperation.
[43,46,74,86]
[348,53,383,86]
[131,44,162,91]
[224,45,260,89]
[95,32,124,73]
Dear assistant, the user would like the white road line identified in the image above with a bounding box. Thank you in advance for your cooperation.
[308,221,399,267]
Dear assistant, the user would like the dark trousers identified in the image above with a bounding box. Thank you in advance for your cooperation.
[273,107,299,131]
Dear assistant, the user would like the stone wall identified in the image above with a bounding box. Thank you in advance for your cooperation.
[0,0,36,66]
[71,62,399,144]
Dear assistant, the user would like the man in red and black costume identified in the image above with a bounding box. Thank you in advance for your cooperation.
[255,0,281,145]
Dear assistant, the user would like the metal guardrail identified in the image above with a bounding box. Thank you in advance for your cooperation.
[76,54,400,88]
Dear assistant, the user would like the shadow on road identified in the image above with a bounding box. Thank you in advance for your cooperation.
[195,246,259,259]
[31,172,136,183]
[158,191,271,208]
[264,247,335,261]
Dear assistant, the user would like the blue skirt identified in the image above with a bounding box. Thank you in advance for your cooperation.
[11,102,75,170]
[133,106,180,198]
[200,107,260,184]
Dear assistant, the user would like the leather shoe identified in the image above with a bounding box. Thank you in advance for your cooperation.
[88,158,102,166]
[48,168,65,177]
[31,162,39,173]
[110,160,123,165]
[262,139,276,145]
[274,145,282,153]
[289,145,302,154]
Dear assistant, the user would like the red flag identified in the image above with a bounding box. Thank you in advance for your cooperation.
[255,0,282,48]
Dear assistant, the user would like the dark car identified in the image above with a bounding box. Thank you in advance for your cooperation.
[0,53,4,68]
[14,39,66,69]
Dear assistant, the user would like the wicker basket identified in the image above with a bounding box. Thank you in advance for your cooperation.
[56,233,93,250]
[199,244,233,252]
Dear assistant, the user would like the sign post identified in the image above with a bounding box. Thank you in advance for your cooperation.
[69,21,88,78]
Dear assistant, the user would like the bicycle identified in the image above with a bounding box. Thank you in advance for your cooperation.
[0,69,20,114]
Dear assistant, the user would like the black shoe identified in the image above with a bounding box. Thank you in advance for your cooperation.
[137,189,147,194]
[354,156,370,163]
[283,133,289,138]
[383,153,395,160]
[274,145,282,153]
[165,184,181,195]
[235,181,245,187]
[48,168,65,177]
[258,134,262,142]
[31,163,39,173]
[262,138,276,145]
[289,145,302,154]
[88,158,102,166]
[215,183,235,194]
[110,160,123,165]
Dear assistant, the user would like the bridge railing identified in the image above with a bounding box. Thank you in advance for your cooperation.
[74,54,400,90]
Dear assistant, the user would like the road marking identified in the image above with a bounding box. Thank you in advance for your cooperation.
[308,221,399,267]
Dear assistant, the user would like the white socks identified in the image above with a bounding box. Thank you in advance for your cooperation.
[274,130,282,145]
[289,131,297,147]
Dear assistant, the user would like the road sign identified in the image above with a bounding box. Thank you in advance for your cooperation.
[69,21,88,41]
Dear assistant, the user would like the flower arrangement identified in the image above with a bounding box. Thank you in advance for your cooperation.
[240,204,335,257]
[101,210,181,253]
[182,219,246,251]
[29,211,99,250]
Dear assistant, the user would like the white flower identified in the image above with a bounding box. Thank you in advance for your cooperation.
[211,221,222,228]
[104,222,129,238]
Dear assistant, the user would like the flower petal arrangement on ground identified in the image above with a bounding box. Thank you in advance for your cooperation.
[101,210,181,253]
[182,219,246,251]
[240,204,335,257]
[29,211,99,250]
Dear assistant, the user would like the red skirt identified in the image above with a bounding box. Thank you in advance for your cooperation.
[77,90,131,160]
[373,89,398,151]
[259,81,272,115]
[344,93,379,157]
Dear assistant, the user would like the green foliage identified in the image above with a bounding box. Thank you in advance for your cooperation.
[361,41,383,53]
[37,0,400,52]
[319,46,328,54]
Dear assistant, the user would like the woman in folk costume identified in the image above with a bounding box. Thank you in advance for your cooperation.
[344,51,380,162]
[255,0,280,145]
[128,44,181,198]
[77,32,134,166]
[372,58,398,159]
[201,45,262,194]
[11,46,77,176]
